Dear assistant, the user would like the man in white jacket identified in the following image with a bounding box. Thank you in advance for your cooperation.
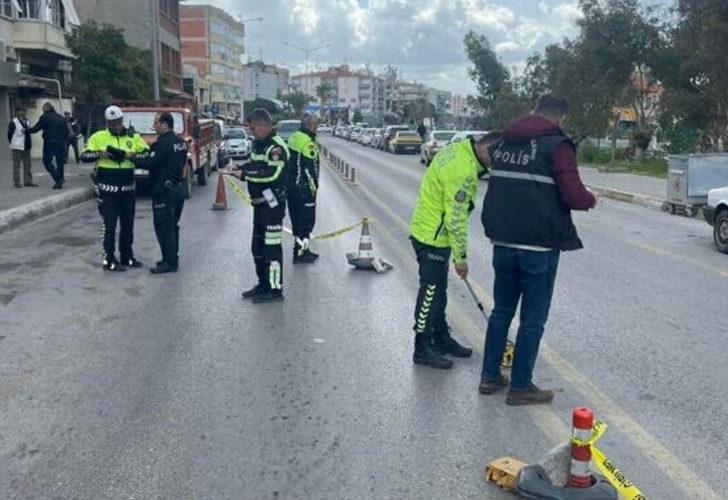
[6,107,36,188]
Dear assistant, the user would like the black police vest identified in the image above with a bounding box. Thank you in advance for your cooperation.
[481,134,583,251]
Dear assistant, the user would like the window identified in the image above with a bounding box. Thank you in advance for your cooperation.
[1,0,12,18]
[211,63,225,76]
[17,0,40,19]
[48,0,65,28]
[211,22,225,35]
[159,0,178,22]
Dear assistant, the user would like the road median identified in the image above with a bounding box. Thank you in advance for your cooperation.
[0,185,95,235]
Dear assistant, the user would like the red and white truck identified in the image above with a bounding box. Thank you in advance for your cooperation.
[120,106,218,198]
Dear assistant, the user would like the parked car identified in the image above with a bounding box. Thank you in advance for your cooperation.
[350,127,362,142]
[448,130,491,144]
[341,126,352,140]
[371,128,385,149]
[224,127,252,163]
[705,186,728,253]
[276,119,299,141]
[200,118,226,169]
[389,131,422,155]
[123,106,215,198]
[360,128,375,146]
[421,130,457,166]
[381,125,411,151]
[318,125,333,134]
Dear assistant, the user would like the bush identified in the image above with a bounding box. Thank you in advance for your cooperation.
[632,128,652,150]
[577,142,627,164]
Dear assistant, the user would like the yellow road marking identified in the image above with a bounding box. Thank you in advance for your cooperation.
[625,239,728,279]
[322,148,721,499]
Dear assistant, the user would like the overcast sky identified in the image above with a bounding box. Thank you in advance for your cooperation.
[188,0,671,96]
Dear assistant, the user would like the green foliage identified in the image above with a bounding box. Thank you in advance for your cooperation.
[352,110,364,123]
[65,21,153,104]
[657,121,701,154]
[401,98,436,124]
[577,142,668,177]
[284,91,309,116]
[464,31,509,117]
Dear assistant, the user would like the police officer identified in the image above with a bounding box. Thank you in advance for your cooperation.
[239,109,289,304]
[287,113,320,264]
[409,131,501,369]
[130,112,188,274]
[81,106,149,271]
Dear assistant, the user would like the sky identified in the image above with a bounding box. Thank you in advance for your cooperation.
[188,0,671,96]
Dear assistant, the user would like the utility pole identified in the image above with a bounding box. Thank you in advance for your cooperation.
[283,42,330,77]
[150,0,161,103]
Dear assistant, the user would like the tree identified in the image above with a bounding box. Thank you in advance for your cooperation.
[284,91,310,116]
[65,21,153,135]
[315,82,334,120]
[352,109,364,123]
[464,31,509,118]
[653,0,728,150]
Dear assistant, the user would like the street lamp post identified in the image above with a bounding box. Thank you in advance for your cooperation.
[239,17,264,122]
[283,41,330,77]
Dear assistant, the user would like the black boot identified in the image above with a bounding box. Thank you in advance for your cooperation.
[121,256,144,269]
[413,334,453,369]
[293,250,318,264]
[103,257,126,272]
[252,290,284,304]
[149,262,177,274]
[432,326,473,358]
[241,285,263,300]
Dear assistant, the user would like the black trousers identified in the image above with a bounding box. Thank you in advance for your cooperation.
[252,200,286,292]
[42,141,65,182]
[97,190,136,262]
[153,193,184,267]
[412,239,451,337]
[288,183,317,256]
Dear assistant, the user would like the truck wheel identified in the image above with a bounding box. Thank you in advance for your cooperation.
[714,211,728,254]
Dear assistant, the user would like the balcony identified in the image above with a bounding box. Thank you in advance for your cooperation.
[12,20,73,58]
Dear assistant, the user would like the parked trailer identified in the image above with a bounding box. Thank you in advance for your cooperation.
[666,154,728,217]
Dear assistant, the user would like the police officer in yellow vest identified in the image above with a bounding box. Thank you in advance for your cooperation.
[409,132,500,369]
[287,113,320,264]
[81,106,149,271]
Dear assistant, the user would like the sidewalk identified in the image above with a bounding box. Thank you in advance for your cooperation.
[0,157,95,233]
[579,165,666,209]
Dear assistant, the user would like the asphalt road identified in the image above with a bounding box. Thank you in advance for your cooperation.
[0,137,726,499]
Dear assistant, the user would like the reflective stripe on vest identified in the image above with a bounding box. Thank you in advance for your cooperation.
[489,170,556,185]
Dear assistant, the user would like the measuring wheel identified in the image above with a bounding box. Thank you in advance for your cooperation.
[502,340,515,368]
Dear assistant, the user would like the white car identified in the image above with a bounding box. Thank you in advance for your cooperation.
[318,125,333,134]
[421,130,457,166]
[223,127,251,163]
[448,130,492,145]
[276,119,299,141]
[705,186,728,253]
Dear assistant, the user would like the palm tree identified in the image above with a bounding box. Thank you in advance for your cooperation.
[315,82,334,119]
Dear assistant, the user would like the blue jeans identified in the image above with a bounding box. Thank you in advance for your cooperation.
[481,246,560,390]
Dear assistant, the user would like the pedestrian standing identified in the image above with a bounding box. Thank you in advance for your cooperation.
[6,107,37,188]
[287,113,320,264]
[239,108,289,304]
[80,106,149,272]
[27,102,68,189]
[416,122,427,141]
[130,112,187,274]
[64,112,81,163]
[478,95,598,405]
[409,132,501,369]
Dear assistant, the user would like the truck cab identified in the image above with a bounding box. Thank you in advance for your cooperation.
[705,186,728,253]
[121,107,215,198]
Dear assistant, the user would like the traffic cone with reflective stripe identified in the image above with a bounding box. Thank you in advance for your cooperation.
[211,171,228,210]
[346,218,393,273]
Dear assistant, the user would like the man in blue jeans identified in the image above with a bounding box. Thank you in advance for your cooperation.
[479,95,597,405]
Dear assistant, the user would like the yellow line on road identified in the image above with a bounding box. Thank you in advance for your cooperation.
[322,148,721,499]
[625,239,728,279]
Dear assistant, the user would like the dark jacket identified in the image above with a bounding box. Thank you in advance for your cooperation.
[28,110,70,144]
[131,130,188,197]
[245,131,289,200]
[482,115,595,251]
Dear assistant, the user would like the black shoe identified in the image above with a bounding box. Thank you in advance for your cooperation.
[413,335,453,369]
[293,251,318,264]
[433,327,473,358]
[103,259,126,272]
[52,181,62,189]
[121,257,144,269]
[25,182,39,187]
[252,291,284,303]
[149,262,177,274]
[241,285,263,299]
[506,384,555,406]
[479,374,509,395]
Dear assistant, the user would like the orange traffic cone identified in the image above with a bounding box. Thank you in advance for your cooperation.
[211,172,228,210]
[346,218,393,273]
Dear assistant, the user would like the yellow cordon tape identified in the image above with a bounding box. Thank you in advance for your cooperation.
[223,174,366,242]
[572,420,646,500]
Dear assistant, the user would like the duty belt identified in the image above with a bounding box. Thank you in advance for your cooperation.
[96,183,135,193]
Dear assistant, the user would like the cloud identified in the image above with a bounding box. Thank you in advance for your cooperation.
[184,0,594,95]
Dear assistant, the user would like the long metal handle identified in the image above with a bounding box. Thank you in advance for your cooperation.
[463,277,489,321]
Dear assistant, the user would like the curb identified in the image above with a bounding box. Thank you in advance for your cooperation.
[0,185,95,235]
[585,183,665,210]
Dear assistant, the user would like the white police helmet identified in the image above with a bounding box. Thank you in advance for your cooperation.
[104,106,124,121]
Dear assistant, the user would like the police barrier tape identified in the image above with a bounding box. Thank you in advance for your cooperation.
[223,174,365,241]
[572,420,646,500]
